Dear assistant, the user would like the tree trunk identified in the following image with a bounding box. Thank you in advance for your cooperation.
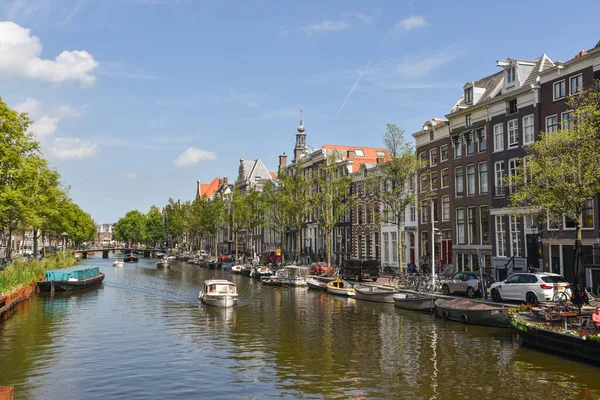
[33,228,39,256]
[7,227,12,261]
[296,229,301,264]
[235,231,238,260]
[397,221,403,274]
[214,236,218,259]
[327,230,332,267]
[280,233,285,264]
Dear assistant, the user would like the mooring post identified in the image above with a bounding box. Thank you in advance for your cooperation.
[102,250,109,259]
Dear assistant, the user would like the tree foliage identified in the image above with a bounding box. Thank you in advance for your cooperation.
[114,210,146,244]
[144,205,165,245]
[279,163,312,263]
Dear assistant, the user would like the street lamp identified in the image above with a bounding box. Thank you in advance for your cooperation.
[60,232,69,256]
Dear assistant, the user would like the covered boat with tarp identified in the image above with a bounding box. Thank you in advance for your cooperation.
[37,267,105,292]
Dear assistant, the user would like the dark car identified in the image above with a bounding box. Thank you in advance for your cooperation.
[341,259,380,282]
[441,272,495,298]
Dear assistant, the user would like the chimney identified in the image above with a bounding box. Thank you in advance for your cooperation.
[219,178,223,187]
[347,150,355,159]
[196,179,201,198]
[279,153,288,169]
[223,177,228,186]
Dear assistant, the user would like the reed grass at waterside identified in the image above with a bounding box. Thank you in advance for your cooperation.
[0,253,75,295]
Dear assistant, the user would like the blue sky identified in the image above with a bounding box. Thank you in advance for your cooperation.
[1,0,599,223]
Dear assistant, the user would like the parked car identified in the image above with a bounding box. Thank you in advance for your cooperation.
[340,259,380,282]
[489,272,572,305]
[309,262,334,276]
[441,272,495,298]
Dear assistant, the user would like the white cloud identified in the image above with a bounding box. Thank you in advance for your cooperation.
[278,29,289,37]
[393,16,427,32]
[0,21,98,86]
[302,20,350,34]
[49,137,99,160]
[174,147,217,167]
[125,172,138,179]
[57,104,86,118]
[30,115,59,137]
[343,12,373,24]
[14,97,41,114]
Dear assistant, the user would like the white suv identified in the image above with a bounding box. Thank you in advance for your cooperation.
[489,272,572,305]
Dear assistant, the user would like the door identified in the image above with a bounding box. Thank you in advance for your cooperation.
[501,273,521,300]
[449,273,463,293]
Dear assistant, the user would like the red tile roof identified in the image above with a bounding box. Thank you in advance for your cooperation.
[321,144,390,172]
[199,177,221,198]
[269,171,277,178]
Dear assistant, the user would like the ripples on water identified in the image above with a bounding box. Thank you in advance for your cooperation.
[1,257,599,399]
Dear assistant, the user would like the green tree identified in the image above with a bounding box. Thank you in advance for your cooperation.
[375,124,428,273]
[309,153,357,268]
[262,178,290,263]
[510,80,600,292]
[241,188,266,257]
[280,162,311,263]
[226,188,247,260]
[114,210,146,244]
[144,205,165,246]
[163,198,186,248]
[200,196,227,258]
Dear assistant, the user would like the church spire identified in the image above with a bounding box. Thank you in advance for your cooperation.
[294,108,307,162]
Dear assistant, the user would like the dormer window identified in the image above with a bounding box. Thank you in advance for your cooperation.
[507,99,517,114]
[354,149,365,157]
[464,87,473,104]
[466,114,472,127]
[507,67,516,83]
[429,131,434,140]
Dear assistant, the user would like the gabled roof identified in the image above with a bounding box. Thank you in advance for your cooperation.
[522,54,554,87]
[450,71,504,114]
[321,144,389,173]
[197,177,222,199]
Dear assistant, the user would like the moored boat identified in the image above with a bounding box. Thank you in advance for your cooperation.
[36,267,105,292]
[306,277,328,291]
[113,259,124,267]
[435,298,509,328]
[231,264,243,274]
[393,292,435,312]
[354,284,399,303]
[124,253,138,263]
[198,279,239,307]
[251,266,273,279]
[156,260,170,268]
[326,277,355,296]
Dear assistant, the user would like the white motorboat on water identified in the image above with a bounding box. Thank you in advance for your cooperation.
[199,279,239,307]
[113,259,124,267]
[156,260,170,268]
[231,264,243,274]
[353,284,399,303]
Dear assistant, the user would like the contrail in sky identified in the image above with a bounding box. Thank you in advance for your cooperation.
[336,58,373,117]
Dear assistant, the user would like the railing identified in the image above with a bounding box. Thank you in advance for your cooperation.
[504,255,515,276]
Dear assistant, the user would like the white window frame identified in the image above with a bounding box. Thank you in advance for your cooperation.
[507,67,516,83]
[553,80,565,101]
[456,208,465,245]
[430,171,438,191]
[440,145,448,162]
[493,123,504,152]
[507,119,519,148]
[495,216,506,257]
[442,196,450,221]
[466,164,476,196]
[561,112,573,130]
[508,158,518,194]
[569,74,582,95]
[480,206,489,245]
[429,148,438,167]
[546,115,558,133]
[383,232,389,263]
[522,114,534,145]
[509,216,522,257]
[441,168,449,189]
[455,167,463,197]
[494,161,504,197]
[467,206,476,245]
[466,114,472,127]
[478,162,488,194]
[465,87,473,103]
[582,199,594,229]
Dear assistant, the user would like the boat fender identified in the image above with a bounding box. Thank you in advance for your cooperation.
[442,310,449,319]
[461,314,468,324]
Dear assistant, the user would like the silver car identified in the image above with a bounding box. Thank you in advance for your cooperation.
[489,272,572,305]
[441,272,495,298]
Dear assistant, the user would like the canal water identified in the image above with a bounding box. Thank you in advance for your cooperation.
[1,257,599,400]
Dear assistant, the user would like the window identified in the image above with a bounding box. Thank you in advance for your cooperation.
[583,199,594,229]
[494,161,505,197]
[466,114,472,126]
[421,201,429,224]
[440,145,448,162]
[420,232,428,257]
[507,66,516,83]
[433,199,438,222]
[465,87,473,103]
[442,196,450,221]
[410,206,416,223]
[569,74,582,95]
[456,209,465,244]
[561,112,573,130]
[430,171,438,190]
[383,232,389,263]
[480,206,489,245]
[420,174,429,193]
[508,158,518,193]
[477,128,487,152]
[467,207,477,245]
[441,168,449,188]
[546,115,558,133]
[430,148,438,166]
[495,216,506,257]
[454,137,463,158]
[508,119,518,147]
[507,99,518,114]
[493,124,504,151]
[564,216,577,230]
[466,165,475,196]
[455,167,464,197]
[553,80,565,100]
[479,162,488,194]
[466,132,474,154]
[354,149,365,157]
[522,114,534,145]
[376,151,385,157]
[509,216,522,257]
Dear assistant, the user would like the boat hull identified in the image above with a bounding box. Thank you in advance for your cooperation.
[435,299,509,328]
[306,278,328,291]
[37,273,105,292]
[354,285,399,303]
[393,293,435,311]
[199,293,238,308]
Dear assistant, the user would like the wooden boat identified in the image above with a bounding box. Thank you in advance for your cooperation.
[198,279,239,307]
[124,253,138,263]
[307,277,328,291]
[435,298,509,328]
[37,267,105,292]
[327,277,355,296]
[393,292,435,311]
[156,260,170,268]
[231,265,243,274]
[510,308,600,366]
[113,259,124,267]
[354,284,399,303]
